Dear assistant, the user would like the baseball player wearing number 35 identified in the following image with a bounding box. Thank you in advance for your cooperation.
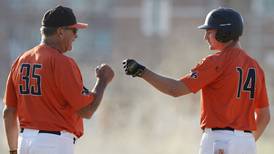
[3,6,114,154]
[123,7,270,154]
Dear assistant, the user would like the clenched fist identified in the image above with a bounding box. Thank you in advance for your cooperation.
[96,64,114,84]
[122,59,146,77]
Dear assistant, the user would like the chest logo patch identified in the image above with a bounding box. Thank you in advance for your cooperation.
[190,71,199,79]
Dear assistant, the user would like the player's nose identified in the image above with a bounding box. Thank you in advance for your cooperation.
[204,31,208,40]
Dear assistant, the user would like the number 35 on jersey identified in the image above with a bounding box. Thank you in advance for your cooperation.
[19,63,42,96]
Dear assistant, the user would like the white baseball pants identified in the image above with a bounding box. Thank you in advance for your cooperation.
[199,128,256,154]
[18,128,76,154]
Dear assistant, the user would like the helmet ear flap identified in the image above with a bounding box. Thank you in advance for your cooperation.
[215,30,232,43]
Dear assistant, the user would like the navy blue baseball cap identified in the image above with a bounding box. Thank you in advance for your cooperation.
[42,5,88,29]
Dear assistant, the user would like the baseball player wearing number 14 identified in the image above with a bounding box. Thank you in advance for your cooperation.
[123,7,270,154]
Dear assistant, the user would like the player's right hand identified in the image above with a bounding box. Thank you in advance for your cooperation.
[95,64,114,84]
[122,59,146,77]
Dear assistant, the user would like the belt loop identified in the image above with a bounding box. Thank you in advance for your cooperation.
[203,128,211,133]
[20,128,24,133]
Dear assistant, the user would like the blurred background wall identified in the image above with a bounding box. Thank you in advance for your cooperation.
[0,0,273,153]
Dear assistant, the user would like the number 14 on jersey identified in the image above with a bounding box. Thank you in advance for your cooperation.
[236,67,256,100]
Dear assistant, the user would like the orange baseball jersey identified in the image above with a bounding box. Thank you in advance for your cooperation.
[181,46,269,131]
[3,44,94,137]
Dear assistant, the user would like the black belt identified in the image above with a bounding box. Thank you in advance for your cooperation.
[211,127,252,133]
[20,128,76,144]
[20,128,61,135]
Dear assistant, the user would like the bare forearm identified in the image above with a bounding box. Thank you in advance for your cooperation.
[90,79,108,114]
[142,69,190,97]
[254,107,270,141]
[254,118,269,141]
[77,79,108,119]
[5,122,18,151]
[78,64,114,119]
[3,107,18,151]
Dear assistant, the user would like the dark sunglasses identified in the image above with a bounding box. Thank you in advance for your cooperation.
[63,27,78,34]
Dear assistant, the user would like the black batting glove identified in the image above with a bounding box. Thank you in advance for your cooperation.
[122,59,146,77]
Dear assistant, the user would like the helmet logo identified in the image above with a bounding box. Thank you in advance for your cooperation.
[219,23,232,26]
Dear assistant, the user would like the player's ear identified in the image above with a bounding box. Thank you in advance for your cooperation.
[56,27,65,39]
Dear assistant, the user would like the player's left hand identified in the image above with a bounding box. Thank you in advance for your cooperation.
[122,59,146,77]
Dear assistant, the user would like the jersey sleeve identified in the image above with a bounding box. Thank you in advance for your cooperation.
[54,56,94,112]
[180,55,223,93]
[3,60,19,108]
[255,71,269,108]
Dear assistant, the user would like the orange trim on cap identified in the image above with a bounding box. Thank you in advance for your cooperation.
[68,23,88,29]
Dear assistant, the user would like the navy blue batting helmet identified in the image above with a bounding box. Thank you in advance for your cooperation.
[198,7,244,42]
